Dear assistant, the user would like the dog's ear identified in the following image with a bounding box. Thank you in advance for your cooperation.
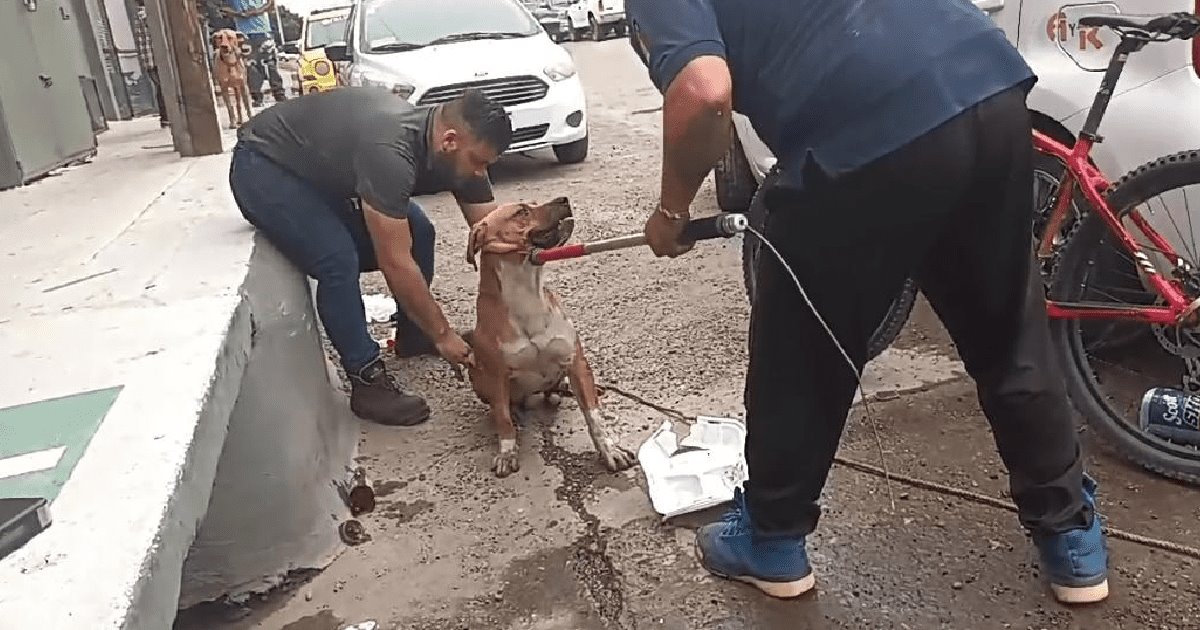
[211,32,221,47]
[465,221,488,271]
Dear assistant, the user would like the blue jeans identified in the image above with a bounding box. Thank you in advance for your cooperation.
[228,143,436,373]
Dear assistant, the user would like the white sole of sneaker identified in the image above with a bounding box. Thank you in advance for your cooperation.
[695,541,817,599]
[1051,579,1109,604]
[729,572,817,599]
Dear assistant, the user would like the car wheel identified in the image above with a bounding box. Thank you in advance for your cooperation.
[714,129,757,212]
[614,22,628,37]
[590,16,604,41]
[553,135,589,164]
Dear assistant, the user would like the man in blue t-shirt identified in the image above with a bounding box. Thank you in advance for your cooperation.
[628,0,1109,605]
[223,0,288,105]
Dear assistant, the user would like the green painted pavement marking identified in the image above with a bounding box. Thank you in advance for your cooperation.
[0,387,123,503]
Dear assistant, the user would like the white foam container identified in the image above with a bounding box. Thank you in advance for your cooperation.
[637,416,747,519]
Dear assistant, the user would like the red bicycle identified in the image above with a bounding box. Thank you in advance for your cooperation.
[1039,11,1200,483]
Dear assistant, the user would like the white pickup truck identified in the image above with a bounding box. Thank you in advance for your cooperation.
[714,0,1200,215]
[557,0,627,41]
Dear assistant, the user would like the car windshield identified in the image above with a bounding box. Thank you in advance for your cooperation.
[361,0,541,52]
[305,14,349,49]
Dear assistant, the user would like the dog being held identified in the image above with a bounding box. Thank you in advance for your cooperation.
[210,29,253,129]
[463,198,638,478]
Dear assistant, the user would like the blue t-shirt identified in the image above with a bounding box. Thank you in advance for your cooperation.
[628,0,1037,188]
[226,0,271,35]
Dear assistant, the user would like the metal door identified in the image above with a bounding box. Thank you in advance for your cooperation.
[32,0,98,165]
[0,0,63,187]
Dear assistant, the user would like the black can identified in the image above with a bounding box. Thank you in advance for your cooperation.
[1139,388,1200,446]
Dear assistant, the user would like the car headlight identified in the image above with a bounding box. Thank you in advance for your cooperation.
[543,59,576,82]
[355,72,416,99]
[313,59,332,76]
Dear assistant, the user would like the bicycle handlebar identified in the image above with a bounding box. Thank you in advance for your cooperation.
[1079,12,1200,41]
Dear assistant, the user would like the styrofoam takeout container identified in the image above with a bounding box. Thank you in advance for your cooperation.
[637,416,747,519]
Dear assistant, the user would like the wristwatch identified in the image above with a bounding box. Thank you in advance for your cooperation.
[657,204,689,221]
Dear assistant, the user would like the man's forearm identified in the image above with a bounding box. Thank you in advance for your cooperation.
[662,106,730,214]
[660,58,733,214]
[378,255,451,341]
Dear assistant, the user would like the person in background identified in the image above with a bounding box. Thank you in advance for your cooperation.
[132,0,168,128]
[628,0,1110,605]
[222,0,288,106]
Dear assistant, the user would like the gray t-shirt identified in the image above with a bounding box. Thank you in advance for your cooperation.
[237,86,494,219]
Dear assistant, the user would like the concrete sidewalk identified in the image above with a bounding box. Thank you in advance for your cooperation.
[0,119,358,629]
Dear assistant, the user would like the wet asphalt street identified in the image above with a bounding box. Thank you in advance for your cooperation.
[176,38,1200,630]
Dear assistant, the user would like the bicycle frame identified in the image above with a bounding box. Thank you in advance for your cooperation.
[1036,34,1198,326]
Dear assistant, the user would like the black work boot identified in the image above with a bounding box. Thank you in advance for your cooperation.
[349,358,431,426]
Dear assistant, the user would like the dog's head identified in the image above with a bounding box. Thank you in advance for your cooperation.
[211,29,246,57]
[465,197,574,270]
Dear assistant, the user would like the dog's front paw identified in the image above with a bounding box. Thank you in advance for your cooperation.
[492,451,520,477]
[492,443,520,478]
[599,441,637,473]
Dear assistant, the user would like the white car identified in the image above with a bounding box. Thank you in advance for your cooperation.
[714,0,1200,217]
[329,0,590,164]
[558,0,627,41]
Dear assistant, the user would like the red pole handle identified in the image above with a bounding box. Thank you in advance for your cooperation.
[531,243,587,264]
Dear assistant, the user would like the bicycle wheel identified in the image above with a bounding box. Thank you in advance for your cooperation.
[1049,150,1200,484]
[741,167,918,362]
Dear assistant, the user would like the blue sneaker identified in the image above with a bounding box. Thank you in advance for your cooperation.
[1031,474,1110,604]
[694,488,816,598]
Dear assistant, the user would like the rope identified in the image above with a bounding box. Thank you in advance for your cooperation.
[600,383,1200,561]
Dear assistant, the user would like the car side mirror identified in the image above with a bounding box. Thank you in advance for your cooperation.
[324,43,351,62]
[282,42,299,55]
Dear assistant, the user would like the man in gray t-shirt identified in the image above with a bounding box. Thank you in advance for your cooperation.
[230,87,512,427]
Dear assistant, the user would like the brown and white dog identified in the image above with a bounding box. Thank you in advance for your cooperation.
[211,29,253,129]
[463,198,638,478]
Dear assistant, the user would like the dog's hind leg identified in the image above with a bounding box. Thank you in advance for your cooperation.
[566,339,636,473]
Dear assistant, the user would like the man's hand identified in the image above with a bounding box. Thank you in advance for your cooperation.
[644,205,694,257]
[434,330,474,368]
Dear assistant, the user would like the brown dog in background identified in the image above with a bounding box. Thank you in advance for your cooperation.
[463,198,637,478]
[211,29,253,129]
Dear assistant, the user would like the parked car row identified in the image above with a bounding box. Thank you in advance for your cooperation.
[305,0,590,165]
[281,5,353,95]
[521,0,627,43]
